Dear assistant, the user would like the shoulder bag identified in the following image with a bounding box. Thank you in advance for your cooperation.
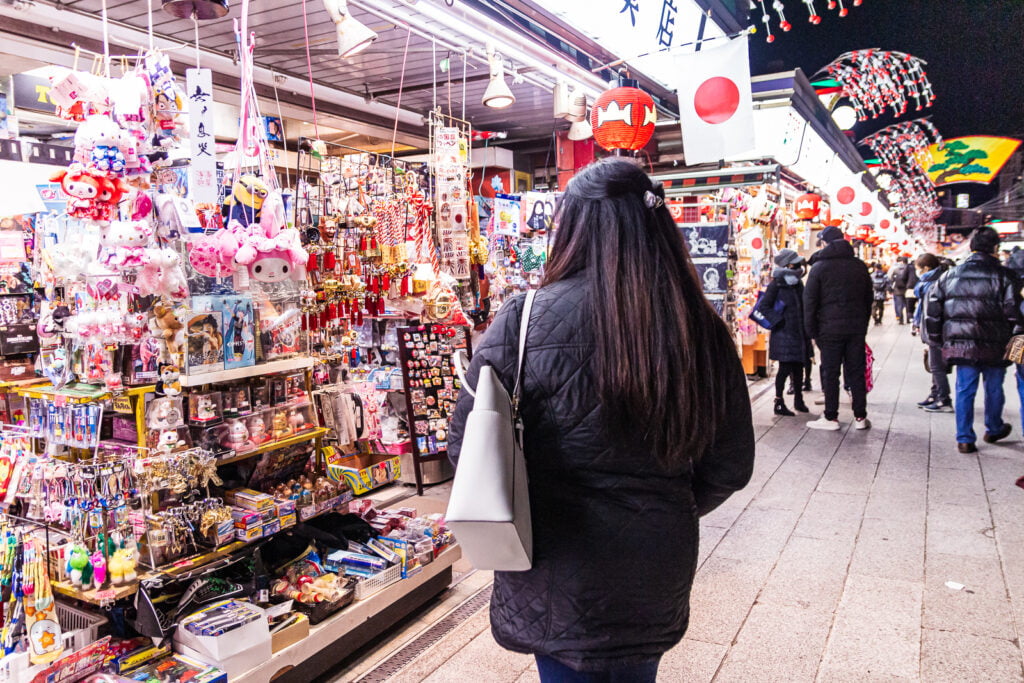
[447,291,536,571]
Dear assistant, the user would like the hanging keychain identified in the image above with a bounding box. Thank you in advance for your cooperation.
[25,537,63,665]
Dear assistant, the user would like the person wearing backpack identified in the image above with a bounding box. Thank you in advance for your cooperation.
[762,249,810,416]
[913,253,951,412]
[448,159,755,682]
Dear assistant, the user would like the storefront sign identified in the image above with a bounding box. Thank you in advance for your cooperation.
[543,0,724,88]
[12,73,58,115]
[185,68,218,204]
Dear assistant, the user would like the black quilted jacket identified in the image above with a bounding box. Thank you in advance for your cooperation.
[448,276,756,672]
[924,252,1020,366]
[803,240,873,339]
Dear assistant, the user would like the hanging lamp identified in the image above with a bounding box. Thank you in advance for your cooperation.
[162,0,229,20]
[482,44,515,109]
[323,0,377,58]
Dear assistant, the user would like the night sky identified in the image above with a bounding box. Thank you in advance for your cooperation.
[748,0,1024,141]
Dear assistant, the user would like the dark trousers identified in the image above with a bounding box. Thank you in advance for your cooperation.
[776,361,805,401]
[536,655,660,683]
[817,335,868,420]
[871,300,885,325]
[906,297,918,322]
[893,295,906,323]
[928,343,950,401]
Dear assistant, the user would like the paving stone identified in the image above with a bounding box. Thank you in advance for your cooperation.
[818,574,923,681]
[927,464,988,507]
[711,505,801,565]
[420,628,534,683]
[657,639,727,683]
[686,555,771,646]
[925,502,999,559]
[848,516,925,583]
[698,523,729,567]
[816,456,879,496]
[922,552,1015,640]
[758,535,853,612]
[920,630,1023,682]
[792,491,866,543]
[715,603,832,682]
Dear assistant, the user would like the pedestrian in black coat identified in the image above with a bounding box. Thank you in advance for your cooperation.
[925,227,1020,452]
[803,225,874,431]
[871,264,890,325]
[762,248,810,416]
[449,159,755,681]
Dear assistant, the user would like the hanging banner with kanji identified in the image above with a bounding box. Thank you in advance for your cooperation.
[186,68,218,204]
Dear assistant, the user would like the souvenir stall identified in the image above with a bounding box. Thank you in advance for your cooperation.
[0,13,479,683]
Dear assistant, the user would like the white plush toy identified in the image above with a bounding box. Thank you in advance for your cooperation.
[137,247,189,300]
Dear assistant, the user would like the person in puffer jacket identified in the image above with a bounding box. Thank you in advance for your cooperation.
[449,159,755,682]
[925,227,1021,453]
[913,253,951,412]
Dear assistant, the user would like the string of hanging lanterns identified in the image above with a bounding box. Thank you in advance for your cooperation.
[754,0,865,43]
[820,50,935,121]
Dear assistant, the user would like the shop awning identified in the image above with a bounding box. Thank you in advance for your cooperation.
[657,165,781,195]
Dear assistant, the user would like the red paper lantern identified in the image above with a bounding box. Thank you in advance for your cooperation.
[794,193,822,220]
[590,83,656,152]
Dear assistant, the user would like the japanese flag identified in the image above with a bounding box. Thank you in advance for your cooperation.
[674,36,755,165]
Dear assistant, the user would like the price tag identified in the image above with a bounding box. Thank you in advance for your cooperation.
[112,396,133,414]
[53,394,67,408]
[173,559,193,568]
[93,589,117,601]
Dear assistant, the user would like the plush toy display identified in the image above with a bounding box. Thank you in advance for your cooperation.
[109,548,137,585]
[188,227,242,278]
[99,221,153,269]
[223,175,270,227]
[137,248,189,300]
[50,166,102,220]
[150,303,185,360]
[156,363,182,397]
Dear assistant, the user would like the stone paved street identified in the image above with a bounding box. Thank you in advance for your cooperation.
[336,320,1024,682]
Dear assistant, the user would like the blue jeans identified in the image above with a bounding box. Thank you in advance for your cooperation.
[1015,365,1024,432]
[955,364,1007,443]
[536,655,660,683]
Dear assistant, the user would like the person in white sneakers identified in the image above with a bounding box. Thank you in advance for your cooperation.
[803,226,874,431]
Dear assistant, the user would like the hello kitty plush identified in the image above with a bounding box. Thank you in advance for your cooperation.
[51,165,102,219]
[91,118,126,174]
[137,247,189,299]
[100,220,153,268]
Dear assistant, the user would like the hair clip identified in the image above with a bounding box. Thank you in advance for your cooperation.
[643,190,664,209]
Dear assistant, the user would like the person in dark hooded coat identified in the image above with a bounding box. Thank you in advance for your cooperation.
[762,248,810,416]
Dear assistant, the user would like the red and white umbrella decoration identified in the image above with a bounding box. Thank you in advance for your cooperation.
[822,50,935,120]
[755,0,865,42]
[859,118,943,234]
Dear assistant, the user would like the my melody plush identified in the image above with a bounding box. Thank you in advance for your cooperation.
[50,165,102,220]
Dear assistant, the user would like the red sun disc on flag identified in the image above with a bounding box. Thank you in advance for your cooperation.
[693,77,741,124]
[836,186,856,205]
[879,219,891,230]
[859,202,873,216]
[751,236,764,250]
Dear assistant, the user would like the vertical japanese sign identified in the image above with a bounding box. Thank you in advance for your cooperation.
[186,68,218,205]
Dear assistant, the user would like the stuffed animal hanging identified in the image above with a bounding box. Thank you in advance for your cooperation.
[137,248,189,300]
[234,228,308,283]
[99,220,153,269]
[222,175,270,228]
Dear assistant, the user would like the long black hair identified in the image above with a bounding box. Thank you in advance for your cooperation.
[542,158,735,467]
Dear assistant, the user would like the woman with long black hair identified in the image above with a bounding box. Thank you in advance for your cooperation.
[449,158,756,682]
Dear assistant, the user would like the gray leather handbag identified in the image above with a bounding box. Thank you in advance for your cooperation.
[447,290,536,571]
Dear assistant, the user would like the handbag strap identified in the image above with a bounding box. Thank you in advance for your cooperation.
[512,290,537,412]
[454,290,537,401]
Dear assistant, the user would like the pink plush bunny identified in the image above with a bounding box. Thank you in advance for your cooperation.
[138,247,189,299]
[188,227,242,278]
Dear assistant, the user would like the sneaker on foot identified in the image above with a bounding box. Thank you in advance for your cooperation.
[924,399,953,413]
[807,416,840,431]
[917,395,937,408]
[774,398,795,417]
[854,417,871,430]
[793,399,810,413]
[802,380,812,392]
[983,424,1012,444]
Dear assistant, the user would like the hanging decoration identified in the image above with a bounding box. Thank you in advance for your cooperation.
[816,50,935,121]
[793,192,821,220]
[859,118,943,234]
[590,79,656,152]
[755,0,863,41]
[162,0,230,20]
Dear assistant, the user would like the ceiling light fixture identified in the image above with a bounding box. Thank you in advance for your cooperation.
[482,44,515,109]
[161,0,229,20]
[323,0,377,58]
[565,87,592,140]
[831,104,858,131]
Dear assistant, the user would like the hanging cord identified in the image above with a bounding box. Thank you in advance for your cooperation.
[146,0,154,51]
[446,51,453,118]
[193,12,201,68]
[461,50,467,121]
[271,71,292,189]
[300,0,321,140]
[101,0,110,76]
[389,27,412,158]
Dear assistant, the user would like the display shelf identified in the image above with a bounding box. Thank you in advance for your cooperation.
[217,427,328,466]
[14,383,155,402]
[52,580,138,604]
[235,545,462,683]
[180,356,314,388]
